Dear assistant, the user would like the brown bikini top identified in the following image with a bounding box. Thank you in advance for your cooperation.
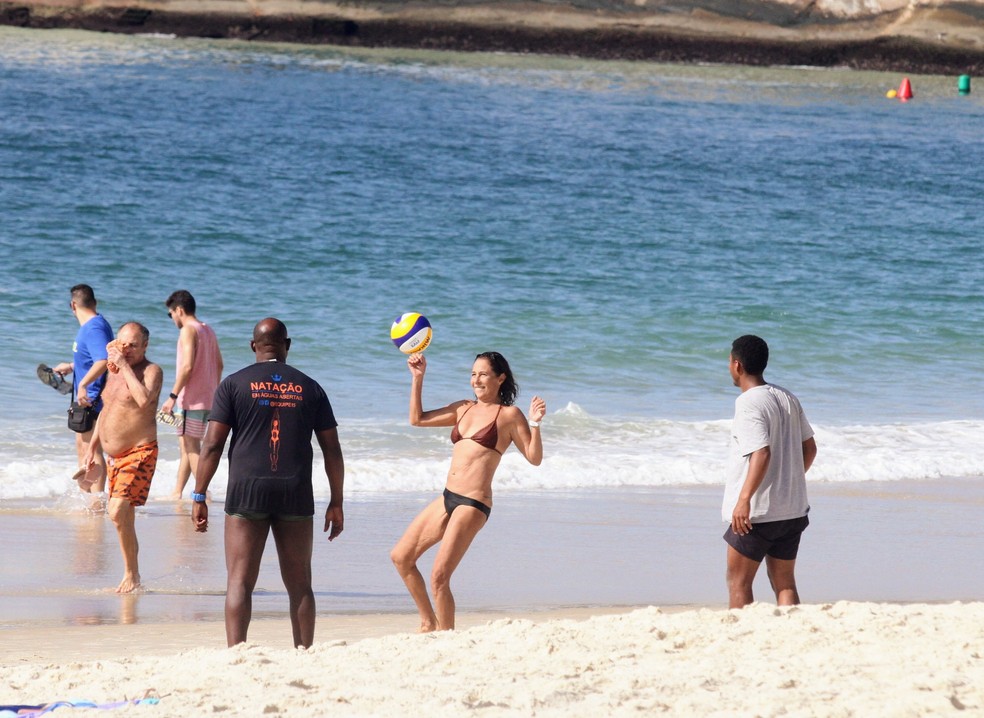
[450,404,503,454]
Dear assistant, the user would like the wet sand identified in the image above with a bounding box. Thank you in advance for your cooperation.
[2,479,983,628]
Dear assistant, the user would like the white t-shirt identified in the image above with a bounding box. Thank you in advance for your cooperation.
[722,384,814,523]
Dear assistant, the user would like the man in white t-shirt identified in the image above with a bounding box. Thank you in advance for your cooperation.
[723,335,818,609]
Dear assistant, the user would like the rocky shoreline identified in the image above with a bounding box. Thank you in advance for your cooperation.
[2,1,983,74]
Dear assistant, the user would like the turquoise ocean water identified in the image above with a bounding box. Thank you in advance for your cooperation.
[0,27,982,620]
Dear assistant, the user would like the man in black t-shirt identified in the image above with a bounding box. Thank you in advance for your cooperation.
[192,318,345,648]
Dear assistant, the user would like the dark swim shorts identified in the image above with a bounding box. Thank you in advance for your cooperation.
[226,510,311,522]
[724,515,810,562]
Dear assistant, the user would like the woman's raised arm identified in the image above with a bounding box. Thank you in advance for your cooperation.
[408,354,467,427]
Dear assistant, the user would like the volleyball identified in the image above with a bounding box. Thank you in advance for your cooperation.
[390,312,432,354]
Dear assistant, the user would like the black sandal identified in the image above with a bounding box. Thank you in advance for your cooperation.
[37,363,73,394]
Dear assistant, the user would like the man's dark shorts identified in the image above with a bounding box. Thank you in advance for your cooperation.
[724,515,810,562]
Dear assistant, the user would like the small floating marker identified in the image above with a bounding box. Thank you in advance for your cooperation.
[958,75,971,95]
[898,77,913,102]
[886,88,898,98]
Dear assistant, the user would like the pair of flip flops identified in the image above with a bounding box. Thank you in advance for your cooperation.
[37,364,73,395]
[156,409,184,429]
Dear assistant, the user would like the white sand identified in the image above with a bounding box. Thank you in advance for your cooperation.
[3,602,983,716]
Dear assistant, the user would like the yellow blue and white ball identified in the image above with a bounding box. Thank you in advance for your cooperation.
[390,313,432,354]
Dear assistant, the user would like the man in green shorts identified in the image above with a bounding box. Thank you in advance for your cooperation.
[161,290,224,500]
[191,318,345,647]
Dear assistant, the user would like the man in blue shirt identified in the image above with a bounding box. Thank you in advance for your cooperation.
[53,284,114,499]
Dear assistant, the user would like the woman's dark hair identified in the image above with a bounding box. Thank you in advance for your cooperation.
[475,351,518,406]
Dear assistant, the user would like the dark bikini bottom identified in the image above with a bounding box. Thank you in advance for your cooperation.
[443,488,491,520]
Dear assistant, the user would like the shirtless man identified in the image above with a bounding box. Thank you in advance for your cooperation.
[84,322,163,594]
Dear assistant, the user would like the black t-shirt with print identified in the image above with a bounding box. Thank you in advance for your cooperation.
[210,361,337,517]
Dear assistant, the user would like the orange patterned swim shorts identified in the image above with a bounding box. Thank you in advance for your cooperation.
[108,441,158,506]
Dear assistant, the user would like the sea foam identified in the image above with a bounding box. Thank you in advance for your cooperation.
[2,404,982,502]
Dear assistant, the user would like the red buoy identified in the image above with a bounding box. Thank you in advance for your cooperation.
[898,77,913,102]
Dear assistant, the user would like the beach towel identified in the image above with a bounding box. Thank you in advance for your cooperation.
[0,692,160,716]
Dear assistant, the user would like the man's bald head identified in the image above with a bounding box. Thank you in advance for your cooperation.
[251,318,291,361]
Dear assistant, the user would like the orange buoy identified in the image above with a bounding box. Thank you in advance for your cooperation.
[898,77,913,102]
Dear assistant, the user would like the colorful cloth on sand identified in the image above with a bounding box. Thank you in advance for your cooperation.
[0,692,160,716]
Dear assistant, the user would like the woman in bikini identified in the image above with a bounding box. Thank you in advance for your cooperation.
[391,351,546,632]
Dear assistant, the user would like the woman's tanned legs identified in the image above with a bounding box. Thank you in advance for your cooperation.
[390,497,449,632]
[430,506,487,630]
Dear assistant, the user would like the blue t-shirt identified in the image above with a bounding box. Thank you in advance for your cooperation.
[73,314,114,411]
